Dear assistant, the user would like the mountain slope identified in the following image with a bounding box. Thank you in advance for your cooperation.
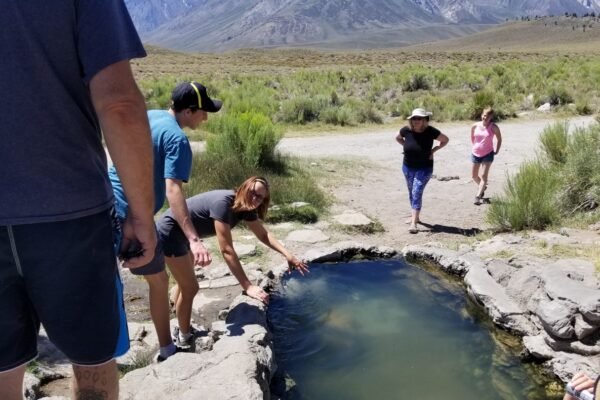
[125,0,600,52]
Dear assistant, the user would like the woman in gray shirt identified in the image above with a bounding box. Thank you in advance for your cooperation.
[154,176,308,358]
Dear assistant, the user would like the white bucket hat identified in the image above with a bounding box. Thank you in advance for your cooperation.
[407,108,433,120]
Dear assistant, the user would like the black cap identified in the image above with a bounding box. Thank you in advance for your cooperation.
[171,81,222,113]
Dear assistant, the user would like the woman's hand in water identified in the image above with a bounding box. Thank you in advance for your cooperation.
[245,284,270,304]
[287,256,310,276]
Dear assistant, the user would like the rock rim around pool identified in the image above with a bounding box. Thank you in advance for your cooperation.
[402,241,600,383]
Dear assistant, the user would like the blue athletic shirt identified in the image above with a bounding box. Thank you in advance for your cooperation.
[0,0,146,225]
[109,110,193,218]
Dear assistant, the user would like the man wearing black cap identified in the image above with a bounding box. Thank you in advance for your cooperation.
[109,81,222,361]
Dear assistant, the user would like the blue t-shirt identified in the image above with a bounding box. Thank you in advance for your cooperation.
[109,110,193,218]
[0,0,146,225]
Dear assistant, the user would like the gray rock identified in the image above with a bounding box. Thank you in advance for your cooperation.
[269,222,294,231]
[23,372,40,400]
[290,201,310,208]
[204,263,231,280]
[522,334,555,360]
[537,102,552,112]
[547,352,600,383]
[575,314,599,340]
[485,259,516,286]
[234,243,257,258]
[402,245,482,276]
[545,335,600,356]
[333,210,373,226]
[199,276,240,289]
[465,264,537,335]
[504,265,546,313]
[285,229,329,243]
[303,242,396,264]
[542,262,600,322]
[120,295,274,400]
[537,300,576,339]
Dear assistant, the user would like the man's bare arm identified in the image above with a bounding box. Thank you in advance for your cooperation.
[90,60,156,267]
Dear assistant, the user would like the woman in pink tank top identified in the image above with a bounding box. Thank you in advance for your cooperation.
[470,107,502,205]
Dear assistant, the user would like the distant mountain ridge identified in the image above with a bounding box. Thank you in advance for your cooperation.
[124,0,600,52]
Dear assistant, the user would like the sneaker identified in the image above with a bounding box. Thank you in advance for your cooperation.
[408,225,418,234]
[172,325,201,350]
[474,196,482,205]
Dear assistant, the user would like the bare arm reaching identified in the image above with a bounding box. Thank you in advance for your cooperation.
[214,220,269,303]
[246,220,309,275]
[90,60,156,268]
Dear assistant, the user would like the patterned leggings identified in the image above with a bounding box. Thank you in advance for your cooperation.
[402,165,433,210]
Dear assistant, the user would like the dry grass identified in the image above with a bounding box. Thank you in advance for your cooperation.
[405,17,600,53]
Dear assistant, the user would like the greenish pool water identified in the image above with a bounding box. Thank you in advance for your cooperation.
[268,259,553,400]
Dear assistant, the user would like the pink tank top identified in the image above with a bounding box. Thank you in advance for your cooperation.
[472,123,495,157]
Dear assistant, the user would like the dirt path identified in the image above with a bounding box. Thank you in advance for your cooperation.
[276,116,596,247]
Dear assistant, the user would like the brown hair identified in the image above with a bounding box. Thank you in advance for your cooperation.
[232,176,271,219]
[483,107,494,116]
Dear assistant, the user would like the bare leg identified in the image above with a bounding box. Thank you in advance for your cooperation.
[472,163,481,186]
[411,209,421,229]
[166,252,199,335]
[72,360,118,400]
[144,270,173,347]
[0,364,26,400]
[477,162,492,197]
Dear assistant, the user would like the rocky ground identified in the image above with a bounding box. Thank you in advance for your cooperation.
[33,115,599,399]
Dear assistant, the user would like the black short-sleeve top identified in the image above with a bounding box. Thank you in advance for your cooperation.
[400,126,441,169]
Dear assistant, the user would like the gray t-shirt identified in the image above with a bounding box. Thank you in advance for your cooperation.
[157,190,258,241]
[1,0,146,224]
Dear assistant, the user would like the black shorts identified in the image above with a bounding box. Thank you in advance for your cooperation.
[0,210,124,371]
[111,209,165,276]
[159,225,190,258]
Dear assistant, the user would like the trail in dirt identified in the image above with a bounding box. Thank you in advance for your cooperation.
[276,116,596,247]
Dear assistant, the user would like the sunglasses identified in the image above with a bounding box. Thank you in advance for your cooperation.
[250,183,266,202]
[411,117,426,121]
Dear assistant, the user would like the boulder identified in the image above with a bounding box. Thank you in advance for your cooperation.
[465,264,537,335]
[537,300,576,339]
[120,296,273,400]
[333,210,373,227]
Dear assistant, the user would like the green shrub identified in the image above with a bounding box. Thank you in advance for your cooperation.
[277,95,328,124]
[205,111,282,169]
[547,86,573,106]
[320,106,355,126]
[267,205,319,224]
[487,161,560,231]
[559,124,600,213]
[402,73,430,92]
[539,122,569,164]
[467,91,495,120]
[575,99,592,115]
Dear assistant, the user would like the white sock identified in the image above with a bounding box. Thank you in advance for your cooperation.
[159,343,177,359]
[179,331,193,342]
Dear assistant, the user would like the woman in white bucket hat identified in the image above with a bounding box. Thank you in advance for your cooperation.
[395,108,449,233]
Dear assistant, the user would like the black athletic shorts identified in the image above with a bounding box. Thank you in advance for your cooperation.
[0,210,123,371]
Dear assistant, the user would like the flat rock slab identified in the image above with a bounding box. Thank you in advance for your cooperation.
[286,229,329,243]
[333,210,373,226]
[234,243,257,257]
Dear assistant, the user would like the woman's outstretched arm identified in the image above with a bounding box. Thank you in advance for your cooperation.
[214,220,270,303]
[246,220,309,275]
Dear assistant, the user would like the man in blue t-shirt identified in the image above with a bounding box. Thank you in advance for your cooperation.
[0,1,156,399]
[109,81,222,361]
